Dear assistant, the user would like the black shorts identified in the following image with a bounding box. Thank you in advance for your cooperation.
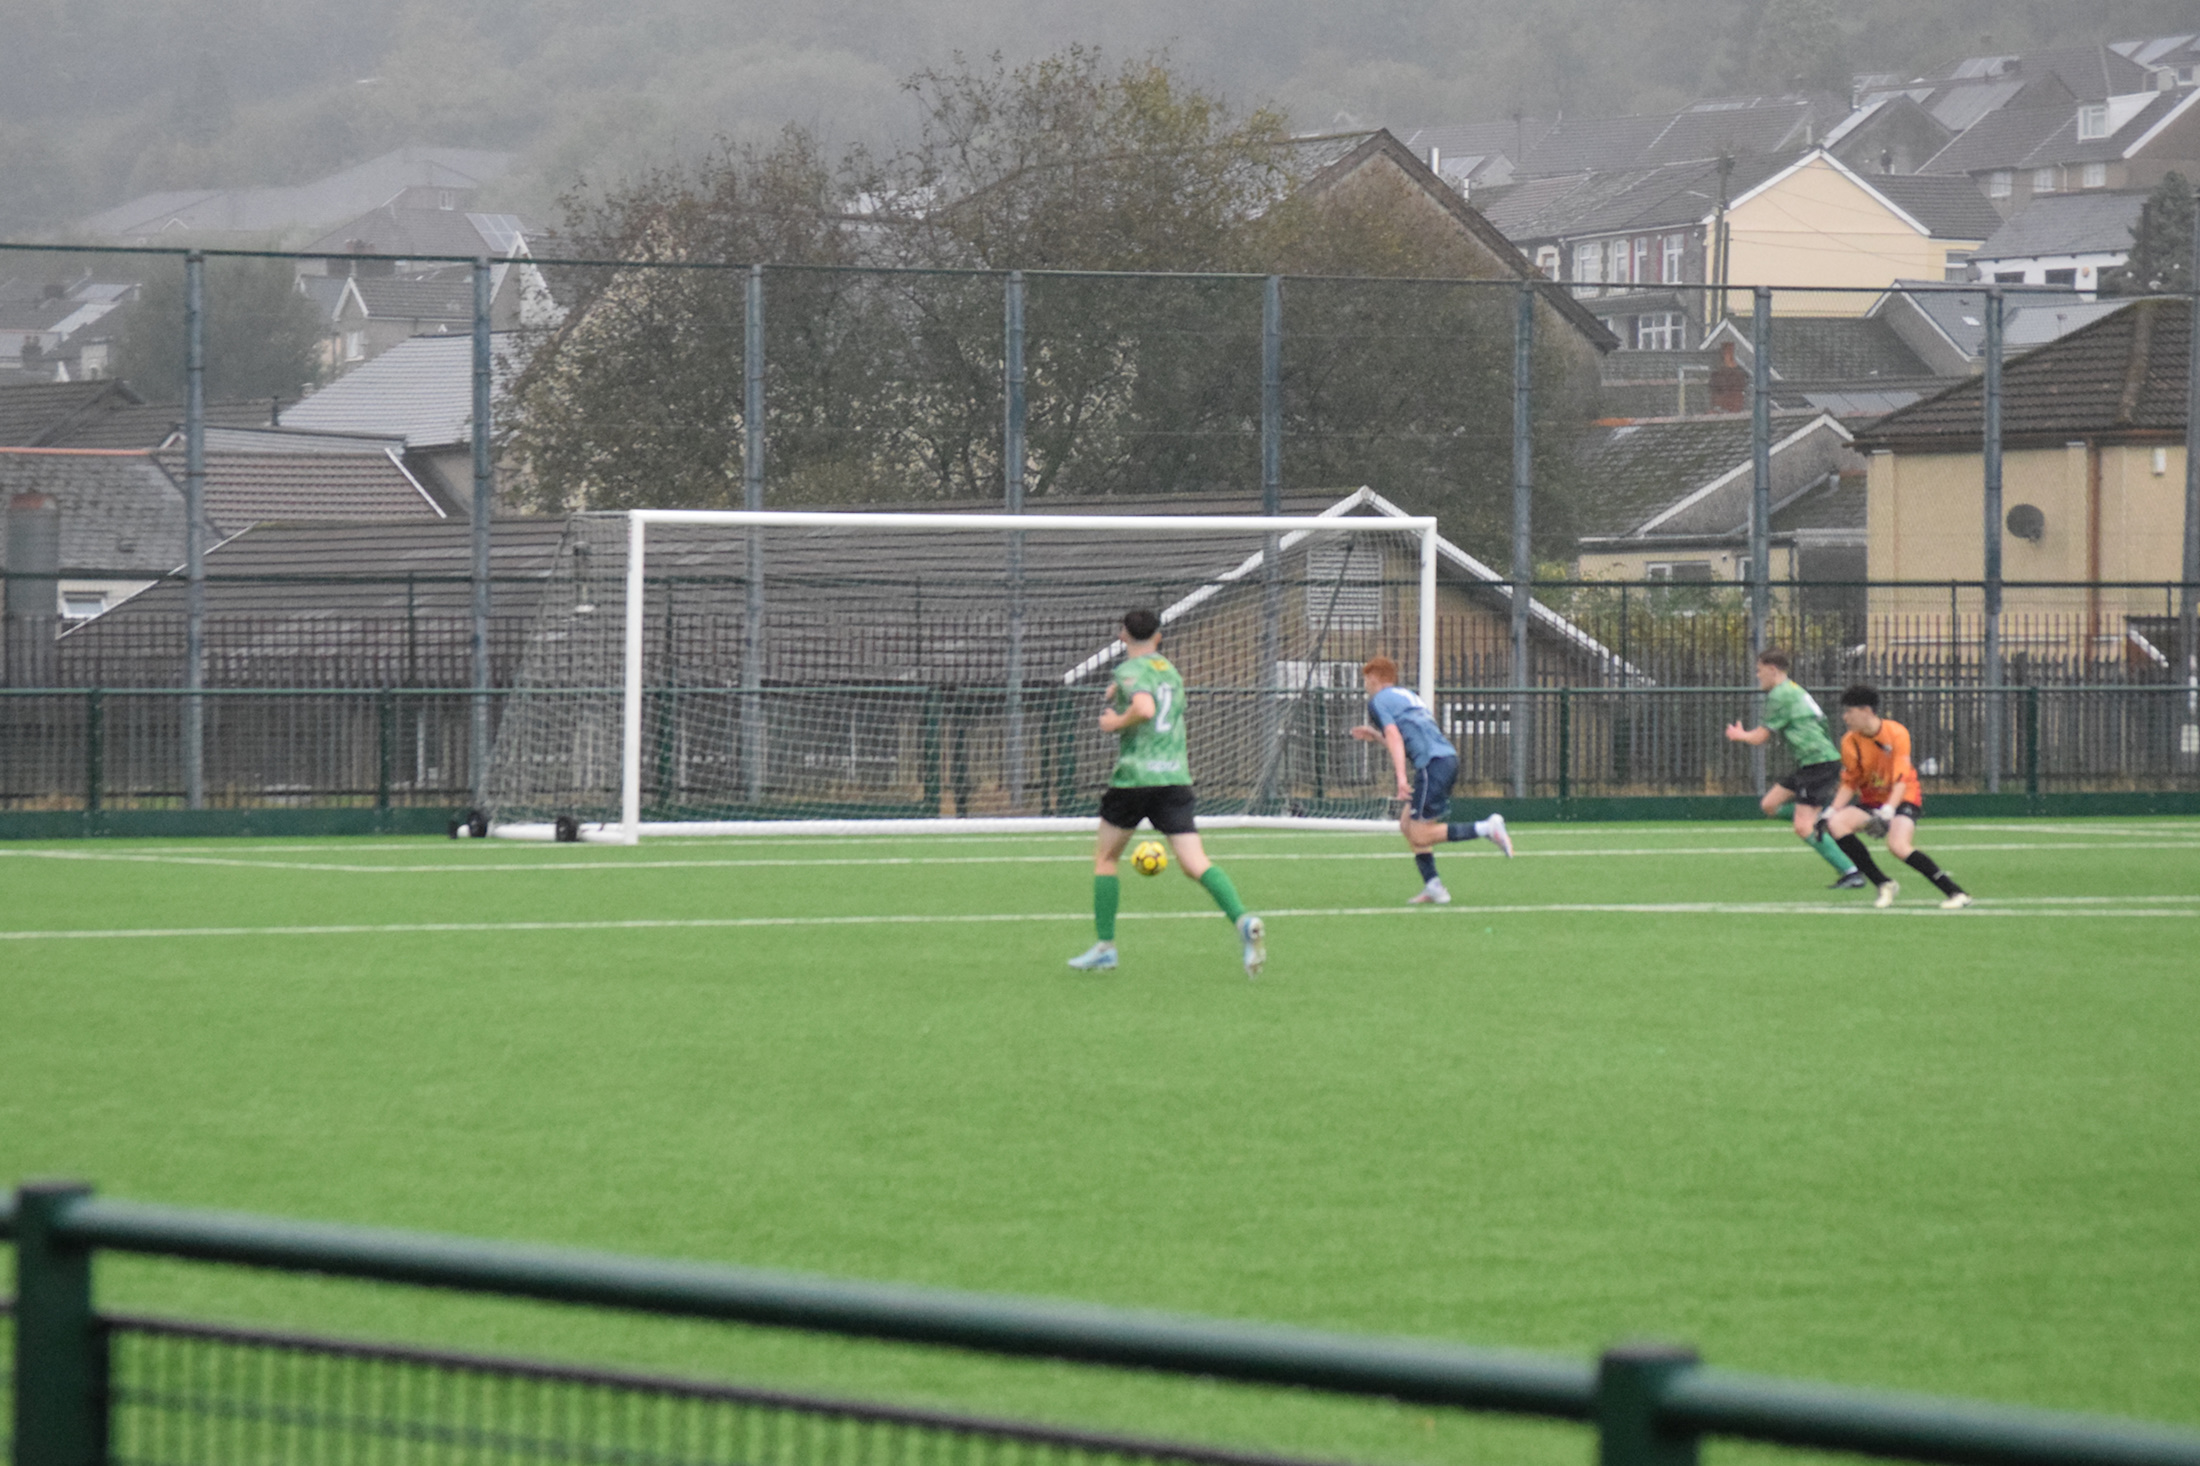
[1865,801,1924,837]
[1774,760,1842,809]
[1410,754,1459,822]
[1098,784,1198,836]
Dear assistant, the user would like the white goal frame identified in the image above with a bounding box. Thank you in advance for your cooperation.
[513,508,1440,842]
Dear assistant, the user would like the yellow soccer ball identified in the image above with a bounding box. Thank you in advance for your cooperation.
[1129,839,1169,877]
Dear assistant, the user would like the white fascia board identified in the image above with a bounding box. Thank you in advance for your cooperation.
[1635,413,1850,534]
[385,445,450,519]
[2124,88,2200,157]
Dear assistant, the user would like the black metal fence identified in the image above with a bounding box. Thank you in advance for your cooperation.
[7,1187,2200,1466]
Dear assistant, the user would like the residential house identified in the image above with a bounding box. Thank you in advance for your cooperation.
[1854,297,2189,676]
[0,441,449,629]
[1919,83,2200,216]
[1697,314,1948,415]
[1572,411,1864,588]
[280,332,527,507]
[0,278,139,378]
[1964,191,2151,295]
[1869,282,2129,376]
[74,148,515,247]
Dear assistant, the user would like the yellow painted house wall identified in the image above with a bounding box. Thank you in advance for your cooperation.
[1866,443,2189,663]
[1575,544,1797,582]
[1724,157,1981,318]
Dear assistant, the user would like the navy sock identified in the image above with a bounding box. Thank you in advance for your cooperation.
[1414,852,1438,883]
[1445,822,1475,842]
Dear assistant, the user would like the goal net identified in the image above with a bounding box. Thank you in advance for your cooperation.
[481,509,1437,840]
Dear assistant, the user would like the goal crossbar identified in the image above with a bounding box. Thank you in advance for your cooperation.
[586,509,1441,842]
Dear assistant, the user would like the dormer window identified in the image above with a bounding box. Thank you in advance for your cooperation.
[438,190,456,210]
[2077,103,2110,140]
[1987,170,2012,198]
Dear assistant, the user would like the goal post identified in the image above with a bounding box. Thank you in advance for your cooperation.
[484,508,1440,841]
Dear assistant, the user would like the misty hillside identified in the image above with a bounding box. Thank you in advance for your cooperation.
[2,0,2193,238]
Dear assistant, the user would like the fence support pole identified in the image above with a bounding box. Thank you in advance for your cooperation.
[1983,286,2005,794]
[1749,286,1772,796]
[183,251,206,810]
[2025,685,2040,802]
[469,257,493,809]
[2181,185,2200,774]
[1511,284,1534,801]
[742,264,766,804]
[1261,275,1284,810]
[1558,686,1572,803]
[377,687,395,814]
[13,1181,105,1466]
[84,687,102,816]
[1597,1345,1701,1466]
[1004,269,1028,813]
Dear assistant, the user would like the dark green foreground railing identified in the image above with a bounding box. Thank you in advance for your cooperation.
[5,1185,2198,1466]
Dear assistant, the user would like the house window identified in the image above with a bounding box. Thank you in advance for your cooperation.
[438,190,456,210]
[342,329,366,361]
[2032,167,2057,194]
[1535,245,1560,279]
[61,591,106,620]
[2043,268,2077,286]
[2076,103,2109,140]
[1610,239,1632,286]
[1645,562,1715,582]
[1635,312,1684,350]
[1633,237,1650,284]
[1943,250,1972,282]
[2081,161,2107,188]
[1988,170,2013,198]
[1662,233,1685,283]
[1573,241,1604,285]
[1735,558,1752,584]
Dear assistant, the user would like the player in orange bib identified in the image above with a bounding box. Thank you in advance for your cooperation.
[1820,685,1972,910]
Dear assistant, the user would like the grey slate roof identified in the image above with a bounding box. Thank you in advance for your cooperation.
[49,399,275,450]
[1922,88,2197,173]
[280,333,527,448]
[150,450,447,528]
[75,147,515,242]
[1712,315,1937,382]
[306,204,540,261]
[0,380,141,446]
[0,448,187,573]
[347,275,477,323]
[1865,173,2004,239]
[1971,191,2149,260]
[1771,471,1866,531]
[1871,282,2097,358]
[1575,412,1857,542]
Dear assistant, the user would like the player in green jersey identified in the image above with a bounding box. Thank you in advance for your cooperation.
[1723,648,1864,887]
[1068,608,1265,977]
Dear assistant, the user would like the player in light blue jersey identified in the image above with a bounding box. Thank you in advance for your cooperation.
[1350,655,1512,905]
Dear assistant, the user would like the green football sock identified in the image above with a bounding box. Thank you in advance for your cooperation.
[1094,875,1119,942]
[1198,866,1246,923]
[1806,829,1856,875]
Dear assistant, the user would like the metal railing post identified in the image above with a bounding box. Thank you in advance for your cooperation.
[84,688,102,816]
[469,257,493,809]
[742,264,766,804]
[2181,186,2200,772]
[13,1181,106,1466]
[2025,685,2041,802]
[1598,1344,1701,1466]
[183,252,206,810]
[1261,275,1284,811]
[1749,287,1772,797]
[1511,284,1534,801]
[1983,286,2005,793]
[1004,269,1028,813]
[1558,686,1572,803]
[377,687,395,813]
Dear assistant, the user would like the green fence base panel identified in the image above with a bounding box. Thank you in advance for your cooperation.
[2,792,2197,843]
[0,807,465,841]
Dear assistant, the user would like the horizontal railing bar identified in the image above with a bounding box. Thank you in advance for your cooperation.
[1661,1369,2200,1466]
[50,1196,1598,1418]
[0,685,2189,698]
[99,1310,1358,1466]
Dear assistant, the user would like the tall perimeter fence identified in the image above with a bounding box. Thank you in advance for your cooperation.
[6,1185,2200,1466]
[2,238,2197,826]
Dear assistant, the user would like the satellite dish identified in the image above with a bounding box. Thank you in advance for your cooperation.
[2005,504,2045,542]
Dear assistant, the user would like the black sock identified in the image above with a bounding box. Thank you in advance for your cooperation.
[1904,850,1963,897]
[1445,822,1475,843]
[1415,852,1438,883]
[1836,835,1889,886]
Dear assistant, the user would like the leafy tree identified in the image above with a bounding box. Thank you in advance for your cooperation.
[110,257,323,402]
[1742,0,1852,94]
[2101,173,2194,297]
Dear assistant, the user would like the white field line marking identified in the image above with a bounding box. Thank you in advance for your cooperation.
[7,839,2200,875]
[3,896,2196,941]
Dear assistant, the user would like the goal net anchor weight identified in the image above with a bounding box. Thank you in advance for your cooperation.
[481,508,1440,842]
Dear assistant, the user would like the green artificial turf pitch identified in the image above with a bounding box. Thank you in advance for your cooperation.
[2,818,2196,1466]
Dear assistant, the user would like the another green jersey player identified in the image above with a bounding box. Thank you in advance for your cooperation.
[1068,608,1265,976]
[1724,648,1863,887]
